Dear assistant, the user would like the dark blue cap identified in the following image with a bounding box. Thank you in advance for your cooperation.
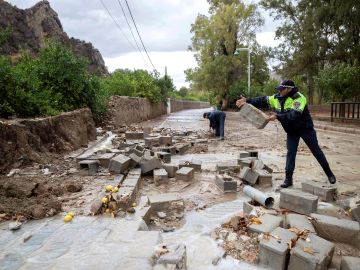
[275,79,296,91]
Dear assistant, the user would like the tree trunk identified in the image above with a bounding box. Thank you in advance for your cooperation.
[222,92,229,111]
[307,74,314,105]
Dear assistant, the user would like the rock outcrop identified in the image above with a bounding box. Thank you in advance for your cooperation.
[0,0,108,75]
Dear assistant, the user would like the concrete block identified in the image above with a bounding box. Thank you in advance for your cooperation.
[145,136,160,148]
[156,152,171,163]
[115,174,125,185]
[264,164,274,174]
[140,157,162,174]
[116,186,136,209]
[175,144,190,155]
[237,157,253,168]
[252,159,264,170]
[125,131,144,140]
[215,174,237,193]
[128,148,144,157]
[248,150,259,158]
[243,201,255,215]
[288,233,334,270]
[239,103,269,129]
[194,139,208,144]
[156,244,186,270]
[285,213,316,233]
[154,169,169,186]
[310,213,360,248]
[128,168,142,177]
[129,153,142,168]
[280,189,318,215]
[351,205,360,223]
[259,227,298,270]
[179,159,202,172]
[162,163,178,178]
[257,170,272,187]
[122,175,141,193]
[248,214,283,234]
[238,151,250,159]
[96,153,115,168]
[155,146,177,155]
[301,181,337,202]
[239,167,259,185]
[79,160,99,175]
[148,193,184,212]
[109,154,131,174]
[216,162,241,173]
[176,167,194,181]
[159,136,172,146]
[340,256,360,270]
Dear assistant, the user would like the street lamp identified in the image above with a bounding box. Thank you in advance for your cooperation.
[234,48,251,95]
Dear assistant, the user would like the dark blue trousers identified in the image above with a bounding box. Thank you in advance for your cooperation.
[214,112,226,138]
[286,127,330,173]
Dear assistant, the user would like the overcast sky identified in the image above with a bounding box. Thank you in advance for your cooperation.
[7,0,281,89]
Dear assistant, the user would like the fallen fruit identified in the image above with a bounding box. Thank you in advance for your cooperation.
[112,187,119,193]
[105,208,110,213]
[132,202,137,207]
[101,197,109,204]
[105,185,113,191]
[63,215,73,222]
[67,212,75,217]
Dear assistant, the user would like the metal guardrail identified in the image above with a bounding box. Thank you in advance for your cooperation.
[331,102,360,122]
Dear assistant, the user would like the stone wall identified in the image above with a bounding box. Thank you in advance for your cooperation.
[106,96,167,127]
[0,108,96,173]
[168,99,210,113]
[106,96,211,127]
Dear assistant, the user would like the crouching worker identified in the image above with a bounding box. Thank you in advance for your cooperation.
[203,111,226,140]
[236,79,336,188]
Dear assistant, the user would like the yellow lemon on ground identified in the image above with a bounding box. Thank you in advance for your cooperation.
[132,202,137,207]
[63,215,73,222]
[101,197,109,204]
[105,185,113,191]
[67,212,75,217]
[112,187,119,193]
[105,208,110,213]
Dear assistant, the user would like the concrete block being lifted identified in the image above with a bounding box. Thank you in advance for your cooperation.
[109,154,131,174]
[239,103,269,129]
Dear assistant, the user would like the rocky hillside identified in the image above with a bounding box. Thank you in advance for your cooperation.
[0,0,108,75]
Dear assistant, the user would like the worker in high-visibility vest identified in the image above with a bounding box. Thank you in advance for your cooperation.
[236,79,336,188]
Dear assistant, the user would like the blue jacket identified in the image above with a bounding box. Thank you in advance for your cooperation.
[207,111,226,129]
[247,89,313,133]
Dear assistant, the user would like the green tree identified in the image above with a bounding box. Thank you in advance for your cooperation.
[187,0,264,109]
[315,63,360,102]
[178,86,188,97]
[261,0,360,104]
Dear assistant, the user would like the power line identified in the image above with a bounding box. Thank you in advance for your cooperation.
[115,0,150,69]
[98,0,137,51]
[124,0,157,72]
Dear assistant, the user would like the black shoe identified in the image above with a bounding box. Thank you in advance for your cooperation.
[280,180,293,188]
[327,173,336,184]
[324,167,336,184]
[280,171,293,188]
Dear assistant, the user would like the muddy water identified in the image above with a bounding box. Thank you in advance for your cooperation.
[162,199,269,270]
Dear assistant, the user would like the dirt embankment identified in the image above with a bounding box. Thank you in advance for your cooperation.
[0,108,96,174]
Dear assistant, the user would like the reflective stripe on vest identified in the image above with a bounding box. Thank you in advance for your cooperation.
[267,92,307,112]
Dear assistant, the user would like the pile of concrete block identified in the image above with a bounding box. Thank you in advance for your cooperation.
[237,150,273,187]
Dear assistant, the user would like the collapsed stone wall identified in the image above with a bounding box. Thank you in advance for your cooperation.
[0,108,96,173]
[169,99,210,113]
